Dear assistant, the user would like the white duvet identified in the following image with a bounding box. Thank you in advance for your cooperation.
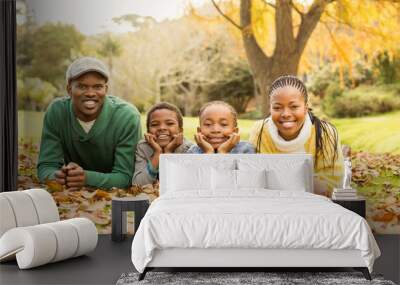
[131,190,380,273]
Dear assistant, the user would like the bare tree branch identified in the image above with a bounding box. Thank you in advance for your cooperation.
[295,0,331,55]
[240,0,271,75]
[260,0,276,9]
[290,1,304,18]
[211,0,242,30]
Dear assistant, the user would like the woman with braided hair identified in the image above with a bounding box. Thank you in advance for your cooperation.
[248,75,344,197]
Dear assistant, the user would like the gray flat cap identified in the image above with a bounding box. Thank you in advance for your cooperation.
[66,57,110,83]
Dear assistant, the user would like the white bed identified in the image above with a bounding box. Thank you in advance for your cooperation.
[131,154,380,280]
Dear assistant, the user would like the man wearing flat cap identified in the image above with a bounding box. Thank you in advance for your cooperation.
[37,57,142,190]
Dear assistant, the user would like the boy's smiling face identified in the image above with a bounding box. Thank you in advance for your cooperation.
[148,109,182,147]
[198,104,238,150]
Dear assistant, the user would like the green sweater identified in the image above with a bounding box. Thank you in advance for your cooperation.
[37,95,142,189]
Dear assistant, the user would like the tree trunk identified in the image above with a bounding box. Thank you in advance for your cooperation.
[240,0,329,117]
[251,56,300,117]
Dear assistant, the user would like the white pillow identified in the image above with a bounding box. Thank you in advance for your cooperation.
[237,159,309,192]
[167,162,212,192]
[266,163,307,191]
[236,169,268,189]
[211,168,237,191]
[211,169,268,191]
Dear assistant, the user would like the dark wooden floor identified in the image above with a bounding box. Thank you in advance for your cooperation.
[0,235,398,285]
[0,235,134,285]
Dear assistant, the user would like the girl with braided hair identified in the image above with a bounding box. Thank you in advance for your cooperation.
[248,75,344,197]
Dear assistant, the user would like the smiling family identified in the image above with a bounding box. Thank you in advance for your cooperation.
[37,57,343,197]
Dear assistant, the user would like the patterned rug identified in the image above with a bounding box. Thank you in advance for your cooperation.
[116,271,396,285]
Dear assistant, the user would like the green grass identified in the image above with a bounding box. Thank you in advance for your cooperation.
[18,110,400,154]
[332,110,400,154]
[18,111,46,143]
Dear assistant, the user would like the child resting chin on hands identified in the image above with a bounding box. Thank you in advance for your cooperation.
[132,102,193,186]
[187,101,255,154]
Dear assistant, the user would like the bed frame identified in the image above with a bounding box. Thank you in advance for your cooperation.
[137,154,372,281]
[139,248,371,280]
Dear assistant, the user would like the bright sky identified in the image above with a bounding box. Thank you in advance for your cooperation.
[24,0,206,35]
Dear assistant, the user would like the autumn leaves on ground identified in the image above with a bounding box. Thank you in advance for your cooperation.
[18,137,400,235]
[351,152,400,234]
[18,138,159,234]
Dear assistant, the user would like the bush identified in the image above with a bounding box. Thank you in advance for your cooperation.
[18,77,57,111]
[353,61,374,86]
[308,53,400,98]
[321,82,344,117]
[307,65,336,97]
[307,61,377,97]
[373,51,400,84]
[206,61,255,114]
[322,83,400,118]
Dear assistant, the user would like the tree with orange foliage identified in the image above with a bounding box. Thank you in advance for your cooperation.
[208,0,400,115]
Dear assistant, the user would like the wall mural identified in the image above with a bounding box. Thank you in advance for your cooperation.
[16,0,400,234]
